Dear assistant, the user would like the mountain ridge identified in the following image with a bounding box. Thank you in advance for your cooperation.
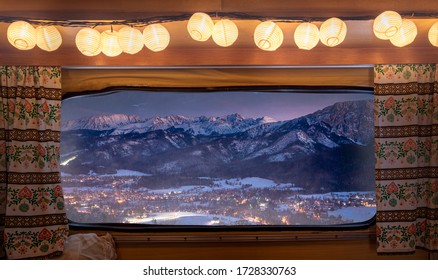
[60,99,375,193]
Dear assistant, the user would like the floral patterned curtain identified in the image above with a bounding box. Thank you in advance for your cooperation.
[0,66,68,259]
[375,64,438,253]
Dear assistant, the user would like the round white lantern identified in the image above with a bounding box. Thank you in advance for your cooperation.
[428,21,438,47]
[118,26,143,54]
[294,22,320,50]
[75,28,102,56]
[212,19,238,47]
[187,12,214,42]
[390,19,417,47]
[7,21,37,50]
[36,26,62,52]
[143,24,170,52]
[101,29,123,57]
[254,21,284,51]
[373,11,402,40]
[319,17,347,47]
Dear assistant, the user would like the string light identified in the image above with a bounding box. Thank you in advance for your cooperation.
[36,26,62,51]
[319,17,347,47]
[212,19,239,47]
[143,23,170,52]
[101,29,122,57]
[373,11,402,40]
[187,12,214,42]
[254,21,283,51]
[75,27,102,56]
[2,11,438,55]
[7,21,36,50]
[118,26,143,54]
[390,19,417,47]
[294,22,319,50]
[428,21,438,47]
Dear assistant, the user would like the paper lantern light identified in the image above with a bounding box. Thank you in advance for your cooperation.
[254,21,284,51]
[373,11,402,40]
[319,17,347,47]
[101,29,123,57]
[428,21,438,47]
[187,12,214,42]
[118,26,143,54]
[294,22,320,50]
[36,26,62,52]
[75,28,102,56]
[7,21,36,50]
[212,19,238,47]
[390,19,417,47]
[143,24,170,52]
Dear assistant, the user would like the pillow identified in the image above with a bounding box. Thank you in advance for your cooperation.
[55,232,117,260]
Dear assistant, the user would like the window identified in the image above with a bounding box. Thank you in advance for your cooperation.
[61,87,375,226]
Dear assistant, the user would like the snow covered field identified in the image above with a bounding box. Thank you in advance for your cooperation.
[328,207,376,223]
[145,177,304,194]
[125,212,247,225]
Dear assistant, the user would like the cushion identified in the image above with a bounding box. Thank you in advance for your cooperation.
[55,232,117,260]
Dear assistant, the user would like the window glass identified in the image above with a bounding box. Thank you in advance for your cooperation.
[61,89,375,226]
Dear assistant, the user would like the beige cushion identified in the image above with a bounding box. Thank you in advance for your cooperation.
[55,233,117,260]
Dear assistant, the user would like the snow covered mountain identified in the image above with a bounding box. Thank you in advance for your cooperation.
[62,112,278,136]
[62,114,143,131]
[60,100,375,193]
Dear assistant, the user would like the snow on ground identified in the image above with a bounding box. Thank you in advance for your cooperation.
[213,177,303,190]
[63,186,113,194]
[298,191,374,201]
[148,185,201,194]
[100,169,152,177]
[143,177,304,194]
[328,206,376,223]
[125,212,249,225]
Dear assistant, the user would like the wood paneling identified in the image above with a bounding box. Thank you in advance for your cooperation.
[2,45,438,67]
[69,228,430,260]
[1,1,438,66]
[61,67,374,94]
[115,239,429,260]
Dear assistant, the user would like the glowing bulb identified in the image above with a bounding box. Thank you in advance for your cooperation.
[212,19,238,47]
[7,21,36,50]
[143,24,170,52]
[294,22,319,50]
[428,21,438,47]
[319,17,347,47]
[390,19,417,47]
[36,26,62,52]
[373,11,402,40]
[254,21,283,51]
[101,29,123,57]
[118,26,143,54]
[75,28,102,56]
[187,12,214,41]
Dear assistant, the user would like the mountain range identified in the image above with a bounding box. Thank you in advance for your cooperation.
[60,99,375,193]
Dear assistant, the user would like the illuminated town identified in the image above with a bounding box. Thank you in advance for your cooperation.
[63,172,376,226]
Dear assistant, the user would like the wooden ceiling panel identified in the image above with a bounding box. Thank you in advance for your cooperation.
[1,0,438,66]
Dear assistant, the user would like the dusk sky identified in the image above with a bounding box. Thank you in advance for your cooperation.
[61,90,373,122]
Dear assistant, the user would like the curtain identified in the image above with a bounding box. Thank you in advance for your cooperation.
[375,64,438,253]
[0,66,68,259]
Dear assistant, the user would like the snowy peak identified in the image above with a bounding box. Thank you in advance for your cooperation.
[61,99,373,144]
[62,113,275,137]
[62,114,143,131]
[259,116,277,123]
[223,113,245,123]
[145,115,191,130]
